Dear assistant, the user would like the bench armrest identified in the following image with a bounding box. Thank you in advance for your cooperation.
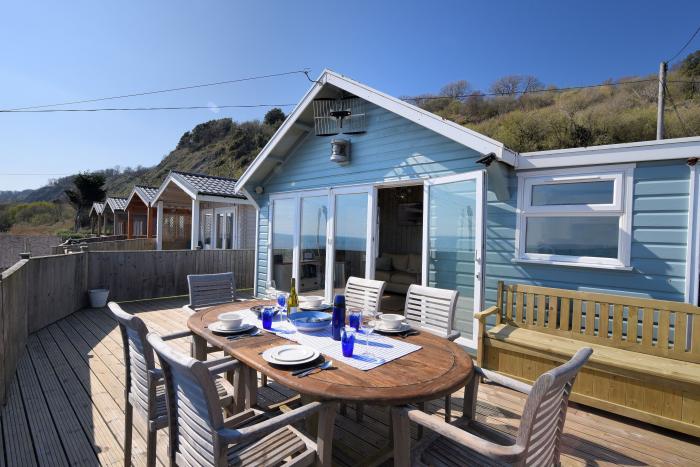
[474,306,500,321]
[476,367,532,395]
[397,407,524,463]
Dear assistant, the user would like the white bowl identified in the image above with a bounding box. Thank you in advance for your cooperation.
[299,295,324,308]
[378,313,405,330]
[218,311,244,330]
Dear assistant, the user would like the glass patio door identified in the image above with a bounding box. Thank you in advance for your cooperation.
[213,207,235,249]
[423,171,484,348]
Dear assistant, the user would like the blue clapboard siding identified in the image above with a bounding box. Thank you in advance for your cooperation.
[484,160,691,307]
[254,102,484,309]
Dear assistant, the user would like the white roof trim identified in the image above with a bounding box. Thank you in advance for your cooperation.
[518,136,700,170]
[235,69,516,192]
[126,186,154,208]
[152,173,198,204]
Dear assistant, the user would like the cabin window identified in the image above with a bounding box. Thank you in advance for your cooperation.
[516,166,634,269]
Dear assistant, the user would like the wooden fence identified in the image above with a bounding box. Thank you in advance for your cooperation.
[0,248,254,404]
[50,237,155,254]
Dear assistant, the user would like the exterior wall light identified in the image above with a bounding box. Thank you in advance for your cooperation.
[330,138,350,165]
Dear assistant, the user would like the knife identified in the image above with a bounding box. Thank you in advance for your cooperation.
[291,360,326,376]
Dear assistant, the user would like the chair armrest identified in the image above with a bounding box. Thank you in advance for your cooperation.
[475,367,531,395]
[204,356,239,375]
[217,401,329,444]
[400,407,524,463]
[445,329,461,341]
[181,304,196,316]
[147,368,164,387]
[161,330,192,341]
[474,306,499,321]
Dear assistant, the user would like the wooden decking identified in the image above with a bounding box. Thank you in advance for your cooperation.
[1,297,698,466]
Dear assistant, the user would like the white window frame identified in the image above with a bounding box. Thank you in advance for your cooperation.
[515,164,635,269]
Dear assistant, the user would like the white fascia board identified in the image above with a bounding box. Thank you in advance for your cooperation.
[518,136,700,170]
[152,173,198,204]
[323,71,517,165]
[234,72,326,193]
[195,194,253,205]
[234,69,517,194]
[125,187,151,208]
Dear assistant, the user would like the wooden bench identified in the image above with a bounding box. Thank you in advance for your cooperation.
[475,281,700,438]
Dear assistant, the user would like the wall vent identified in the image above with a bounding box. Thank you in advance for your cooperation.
[313,97,366,136]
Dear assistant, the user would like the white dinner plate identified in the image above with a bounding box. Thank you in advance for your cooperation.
[374,322,412,334]
[209,322,255,335]
[271,345,316,362]
[262,346,320,366]
[299,304,332,311]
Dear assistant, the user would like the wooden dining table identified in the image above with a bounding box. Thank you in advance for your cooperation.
[187,300,474,464]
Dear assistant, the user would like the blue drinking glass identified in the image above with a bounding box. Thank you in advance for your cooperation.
[348,309,362,331]
[262,306,274,330]
[341,327,355,357]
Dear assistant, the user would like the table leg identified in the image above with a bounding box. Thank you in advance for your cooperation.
[191,334,207,360]
[244,366,258,409]
[300,394,319,437]
[232,366,246,413]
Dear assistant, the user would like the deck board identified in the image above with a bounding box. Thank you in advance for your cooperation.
[0,297,698,466]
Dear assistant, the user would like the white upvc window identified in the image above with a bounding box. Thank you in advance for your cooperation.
[515,165,634,269]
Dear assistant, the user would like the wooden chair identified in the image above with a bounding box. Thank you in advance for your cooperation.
[183,272,236,315]
[345,276,386,314]
[392,347,593,467]
[147,332,338,467]
[404,284,460,423]
[341,276,386,422]
[108,302,237,467]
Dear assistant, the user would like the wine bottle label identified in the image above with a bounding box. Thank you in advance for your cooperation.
[289,306,298,314]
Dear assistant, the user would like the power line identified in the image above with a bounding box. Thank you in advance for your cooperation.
[667,23,700,64]
[0,103,297,113]
[401,78,658,101]
[2,69,310,111]
[664,81,695,135]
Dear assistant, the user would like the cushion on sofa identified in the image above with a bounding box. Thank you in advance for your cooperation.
[406,254,422,274]
[375,255,392,271]
[392,271,417,286]
[374,270,392,282]
[387,253,409,272]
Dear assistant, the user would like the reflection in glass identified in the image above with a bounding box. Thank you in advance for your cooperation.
[300,196,327,295]
[215,214,224,249]
[427,180,476,340]
[202,213,213,249]
[225,212,234,249]
[333,193,368,295]
[525,216,619,258]
[531,181,614,206]
[271,198,295,292]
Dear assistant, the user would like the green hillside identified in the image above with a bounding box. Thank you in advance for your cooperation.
[2,51,699,208]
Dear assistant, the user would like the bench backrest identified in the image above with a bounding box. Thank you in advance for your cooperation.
[496,281,700,364]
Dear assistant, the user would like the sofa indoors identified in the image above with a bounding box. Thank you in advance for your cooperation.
[374,252,421,294]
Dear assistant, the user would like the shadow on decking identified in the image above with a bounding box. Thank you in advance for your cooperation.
[1,297,699,466]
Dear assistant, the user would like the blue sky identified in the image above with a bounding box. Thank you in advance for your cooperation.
[1,0,699,191]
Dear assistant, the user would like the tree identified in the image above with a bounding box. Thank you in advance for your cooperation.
[64,172,106,231]
[264,108,286,126]
[440,80,471,100]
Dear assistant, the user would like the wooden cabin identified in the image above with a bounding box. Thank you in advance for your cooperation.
[124,185,158,239]
[151,171,256,250]
[103,197,128,235]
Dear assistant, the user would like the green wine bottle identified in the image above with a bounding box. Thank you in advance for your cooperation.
[287,278,299,315]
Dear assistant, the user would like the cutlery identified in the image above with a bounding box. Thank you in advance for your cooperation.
[296,360,333,378]
[291,360,329,376]
[227,329,262,340]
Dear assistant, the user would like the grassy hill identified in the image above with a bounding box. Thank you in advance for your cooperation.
[2,51,699,210]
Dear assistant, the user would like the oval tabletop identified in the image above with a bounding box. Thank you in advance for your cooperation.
[187,301,474,406]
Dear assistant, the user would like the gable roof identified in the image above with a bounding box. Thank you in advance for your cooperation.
[235,69,517,193]
[126,185,159,207]
[104,197,128,212]
[152,170,248,204]
[89,202,104,216]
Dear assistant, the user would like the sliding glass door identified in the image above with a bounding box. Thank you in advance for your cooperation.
[423,171,484,348]
[268,186,376,301]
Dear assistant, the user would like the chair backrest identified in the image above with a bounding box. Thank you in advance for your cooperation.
[107,302,157,418]
[147,332,227,467]
[404,284,459,338]
[516,347,593,466]
[187,272,236,310]
[345,276,386,314]
[495,281,700,363]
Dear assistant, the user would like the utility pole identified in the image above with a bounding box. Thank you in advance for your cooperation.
[657,61,667,140]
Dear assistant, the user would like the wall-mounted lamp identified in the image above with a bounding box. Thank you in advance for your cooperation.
[255,186,264,194]
[330,138,350,165]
